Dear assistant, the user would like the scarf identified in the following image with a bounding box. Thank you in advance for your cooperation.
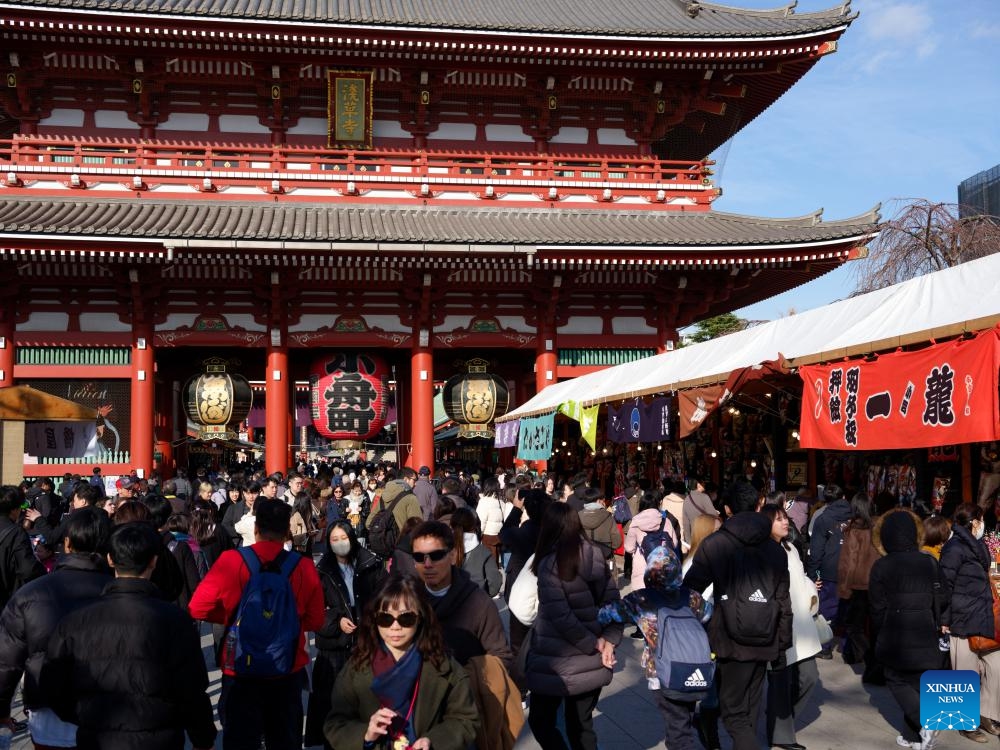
[371,644,422,747]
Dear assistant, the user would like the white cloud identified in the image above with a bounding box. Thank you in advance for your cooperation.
[862,2,934,42]
[970,22,1000,40]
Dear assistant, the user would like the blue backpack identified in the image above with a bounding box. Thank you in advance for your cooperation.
[641,510,682,561]
[655,604,715,701]
[612,495,633,525]
[225,548,301,677]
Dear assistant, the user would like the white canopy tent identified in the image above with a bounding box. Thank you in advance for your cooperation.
[498,253,1000,422]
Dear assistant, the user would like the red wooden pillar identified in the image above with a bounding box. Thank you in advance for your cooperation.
[0,320,13,388]
[153,376,174,479]
[130,327,154,476]
[265,344,290,476]
[409,342,434,472]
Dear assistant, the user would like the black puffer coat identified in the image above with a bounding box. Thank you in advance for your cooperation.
[41,578,217,750]
[314,546,386,653]
[524,540,623,697]
[940,522,994,639]
[0,553,112,715]
[683,511,792,662]
[870,509,951,671]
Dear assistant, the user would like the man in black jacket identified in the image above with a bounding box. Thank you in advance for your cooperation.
[41,522,217,750]
[411,520,512,670]
[0,486,46,613]
[0,507,112,746]
[683,479,792,750]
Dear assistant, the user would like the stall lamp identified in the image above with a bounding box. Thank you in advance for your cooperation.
[561,440,567,447]
[602,447,608,454]
[637,445,643,452]
[792,430,800,440]
[710,451,717,458]
[750,460,757,468]
[657,444,663,451]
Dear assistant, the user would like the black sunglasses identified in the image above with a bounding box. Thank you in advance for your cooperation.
[412,549,450,564]
[375,611,420,628]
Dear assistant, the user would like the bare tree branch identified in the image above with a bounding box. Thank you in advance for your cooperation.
[851,198,1000,295]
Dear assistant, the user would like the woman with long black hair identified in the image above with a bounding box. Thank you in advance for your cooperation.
[304,520,385,749]
[524,502,622,750]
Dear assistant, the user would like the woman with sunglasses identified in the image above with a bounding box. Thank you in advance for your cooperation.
[304,521,386,749]
[524,501,623,750]
[324,575,479,750]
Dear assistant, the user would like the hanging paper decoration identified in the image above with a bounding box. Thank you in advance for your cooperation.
[310,353,389,440]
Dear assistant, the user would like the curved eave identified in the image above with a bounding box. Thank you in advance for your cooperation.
[0,0,855,42]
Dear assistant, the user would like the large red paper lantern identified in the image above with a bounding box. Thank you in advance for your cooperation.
[310,353,388,440]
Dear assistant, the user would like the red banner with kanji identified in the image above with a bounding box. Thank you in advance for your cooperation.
[799,327,1000,450]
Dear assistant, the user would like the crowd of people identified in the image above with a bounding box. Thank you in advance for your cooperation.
[0,462,992,750]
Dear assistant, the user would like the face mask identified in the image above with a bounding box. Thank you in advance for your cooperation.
[330,540,352,557]
[974,523,985,540]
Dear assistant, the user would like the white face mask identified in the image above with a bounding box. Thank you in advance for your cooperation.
[974,522,985,540]
[330,540,352,557]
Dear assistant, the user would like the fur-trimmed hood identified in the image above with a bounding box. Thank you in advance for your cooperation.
[872,507,924,556]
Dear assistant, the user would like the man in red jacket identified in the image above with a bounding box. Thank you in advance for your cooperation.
[189,499,324,750]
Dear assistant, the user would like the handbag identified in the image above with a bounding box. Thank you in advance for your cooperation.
[508,554,539,626]
[814,614,834,644]
[969,577,1000,655]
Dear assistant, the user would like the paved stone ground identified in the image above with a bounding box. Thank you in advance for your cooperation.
[8,595,976,749]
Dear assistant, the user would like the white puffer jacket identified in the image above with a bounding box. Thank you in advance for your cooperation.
[784,543,823,665]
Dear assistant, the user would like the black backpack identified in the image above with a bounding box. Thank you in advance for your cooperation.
[366,493,406,557]
[717,529,780,647]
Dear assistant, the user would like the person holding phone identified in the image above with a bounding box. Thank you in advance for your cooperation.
[324,575,479,750]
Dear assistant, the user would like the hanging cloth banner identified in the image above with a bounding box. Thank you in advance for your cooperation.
[641,397,673,442]
[678,386,725,439]
[799,327,1000,451]
[494,419,520,449]
[517,413,555,461]
[607,397,672,443]
[580,405,601,452]
[677,357,792,439]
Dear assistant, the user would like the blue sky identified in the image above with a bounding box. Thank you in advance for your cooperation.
[707,0,1000,323]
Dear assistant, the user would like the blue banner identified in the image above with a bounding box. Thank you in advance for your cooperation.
[517,413,555,461]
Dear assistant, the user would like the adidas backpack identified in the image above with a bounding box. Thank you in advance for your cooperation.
[718,530,780,647]
[224,548,301,677]
[655,604,715,701]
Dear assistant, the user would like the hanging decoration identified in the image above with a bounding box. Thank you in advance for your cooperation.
[183,358,253,440]
[441,358,510,439]
[606,397,672,443]
[517,413,555,461]
[799,327,1000,450]
[310,353,389,441]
